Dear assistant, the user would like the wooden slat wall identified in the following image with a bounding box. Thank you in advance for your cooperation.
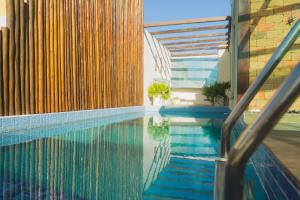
[0,0,144,116]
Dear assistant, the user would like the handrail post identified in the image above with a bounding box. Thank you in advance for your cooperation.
[224,63,300,200]
[220,20,300,157]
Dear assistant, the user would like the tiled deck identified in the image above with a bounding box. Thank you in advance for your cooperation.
[245,112,300,181]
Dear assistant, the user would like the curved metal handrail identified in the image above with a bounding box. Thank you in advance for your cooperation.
[220,20,300,157]
[215,63,300,200]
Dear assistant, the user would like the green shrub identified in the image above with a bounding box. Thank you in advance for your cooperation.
[148,82,171,101]
[202,82,231,106]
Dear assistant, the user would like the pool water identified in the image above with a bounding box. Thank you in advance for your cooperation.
[0,115,223,200]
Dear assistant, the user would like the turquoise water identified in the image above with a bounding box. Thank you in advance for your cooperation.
[0,116,223,200]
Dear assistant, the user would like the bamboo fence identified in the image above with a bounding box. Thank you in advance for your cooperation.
[0,0,144,116]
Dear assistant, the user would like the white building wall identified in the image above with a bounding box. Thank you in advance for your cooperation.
[144,30,171,106]
[171,88,211,106]
[171,50,231,106]
[0,0,6,26]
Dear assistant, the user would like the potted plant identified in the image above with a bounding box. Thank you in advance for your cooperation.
[148,82,171,106]
[202,82,231,106]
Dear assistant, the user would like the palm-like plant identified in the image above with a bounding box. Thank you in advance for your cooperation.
[202,82,231,106]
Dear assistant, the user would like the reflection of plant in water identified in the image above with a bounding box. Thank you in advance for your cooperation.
[148,118,170,141]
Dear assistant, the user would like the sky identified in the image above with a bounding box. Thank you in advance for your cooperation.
[144,0,231,23]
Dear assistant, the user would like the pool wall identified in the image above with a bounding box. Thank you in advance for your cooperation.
[0,106,145,147]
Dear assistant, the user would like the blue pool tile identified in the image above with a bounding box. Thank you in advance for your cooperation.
[0,106,144,133]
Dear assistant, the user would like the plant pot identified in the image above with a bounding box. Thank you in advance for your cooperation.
[153,96,164,106]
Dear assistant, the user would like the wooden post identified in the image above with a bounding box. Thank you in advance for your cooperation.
[95,0,101,108]
[53,0,58,112]
[65,0,70,111]
[71,0,78,110]
[0,30,3,115]
[24,3,30,114]
[49,0,54,112]
[45,0,51,113]
[14,0,21,115]
[28,0,35,114]
[1,28,9,116]
[38,0,44,113]
[88,0,94,110]
[20,0,26,114]
[82,0,87,110]
[7,0,15,115]
[34,0,39,113]
[57,0,62,112]
[59,0,65,112]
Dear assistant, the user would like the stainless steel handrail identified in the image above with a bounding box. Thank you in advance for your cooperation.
[215,63,300,200]
[220,20,300,157]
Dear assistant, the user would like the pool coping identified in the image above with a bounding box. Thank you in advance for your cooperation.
[0,106,145,133]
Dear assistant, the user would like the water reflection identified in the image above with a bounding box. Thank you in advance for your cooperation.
[0,119,144,200]
[0,116,223,200]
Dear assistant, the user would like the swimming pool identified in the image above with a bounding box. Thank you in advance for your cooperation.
[0,107,299,199]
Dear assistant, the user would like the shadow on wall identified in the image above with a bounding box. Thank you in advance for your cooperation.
[237,0,300,111]
[218,49,231,83]
[144,30,172,81]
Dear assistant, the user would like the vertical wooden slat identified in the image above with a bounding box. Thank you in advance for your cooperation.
[95,0,100,108]
[37,0,44,113]
[140,0,144,105]
[42,2,47,114]
[78,0,83,110]
[88,0,95,110]
[64,0,70,111]
[34,0,39,113]
[49,0,54,112]
[7,0,15,115]
[2,28,9,116]
[91,0,96,109]
[57,0,62,112]
[20,0,26,114]
[45,0,50,113]
[71,0,78,110]
[0,30,3,115]
[59,0,65,112]
[28,0,35,114]
[81,0,87,110]
[66,1,74,111]
[53,0,58,112]
[14,0,21,115]
[91,0,96,110]
[24,3,30,114]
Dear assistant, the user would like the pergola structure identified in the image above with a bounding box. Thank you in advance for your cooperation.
[144,16,232,58]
